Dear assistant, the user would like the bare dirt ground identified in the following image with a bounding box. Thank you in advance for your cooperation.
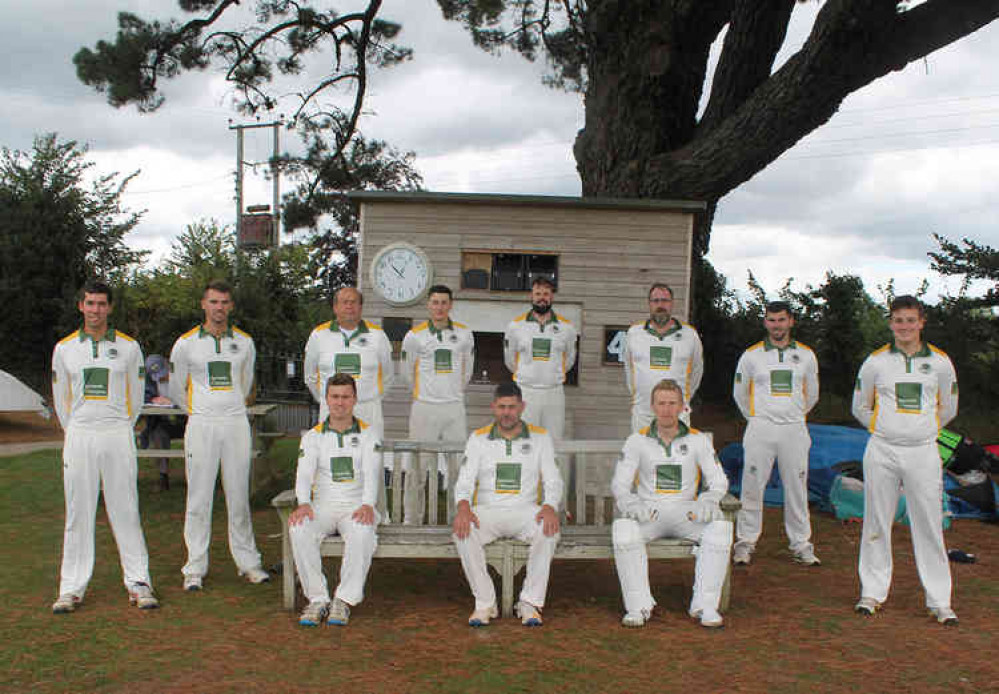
[0,411,62,444]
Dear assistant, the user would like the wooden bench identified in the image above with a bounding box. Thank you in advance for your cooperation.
[271,439,740,616]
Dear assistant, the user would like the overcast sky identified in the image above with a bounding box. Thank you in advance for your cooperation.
[3,0,998,304]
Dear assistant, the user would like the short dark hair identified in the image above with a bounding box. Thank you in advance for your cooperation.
[531,276,555,291]
[204,279,233,297]
[648,282,674,300]
[493,381,523,401]
[79,280,113,304]
[765,301,793,317]
[333,286,363,306]
[427,284,453,300]
[325,373,357,396]
[889,294,925,318]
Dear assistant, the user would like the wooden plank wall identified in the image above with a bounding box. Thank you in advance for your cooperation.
[359,200,694,441]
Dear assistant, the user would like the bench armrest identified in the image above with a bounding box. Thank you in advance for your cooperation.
[271,489,297,509]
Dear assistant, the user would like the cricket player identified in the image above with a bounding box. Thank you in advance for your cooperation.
[852,295,959,625]
[612,379,732,628]
[170,280,268,590]
[503,277,577,439]
[623,283,703,431]
[732,301,821,566]
[400,285,475,524]
[289,374,382,627]
[452,382,564,627]
[303,287,393,437]
[51,280,158,613]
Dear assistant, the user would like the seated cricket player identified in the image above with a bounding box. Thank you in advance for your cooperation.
[612,379,733,628]
[288,374,382,627]
[452,382,564,627]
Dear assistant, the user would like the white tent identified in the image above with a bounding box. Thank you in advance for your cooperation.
[0,369,47,414]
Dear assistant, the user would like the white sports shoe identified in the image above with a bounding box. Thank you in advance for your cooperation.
[241,566,271,584]
[327,597,351,626]
[468,605,498,627]
[299,601,330,627]
[183,575,203,592]
[698,608,724,628]
[929,606,959,626]
[516,601,543,627]
[622,609,650,627]
[52,594,81,614]
[732,545,752,566]
[855,597,880,616]
[128,583,160,610]
[793,548,822,566]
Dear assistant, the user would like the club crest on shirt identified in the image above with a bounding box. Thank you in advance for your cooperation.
[350,436,360,448]
[357,336,368,346]
[791,354,801,363]
[679,444,688,455]
[449,333,458,343]
[521,443,531,454]
[552,325,560,333]
[673,333,682,341]
[107,347,118,359]
[229,343,239,353]
[919,363,932,374]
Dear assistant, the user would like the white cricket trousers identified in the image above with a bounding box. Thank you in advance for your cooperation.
[859,436,952,609]
[289,505,380,605]
[613,502,732,616]
[631,404,691,433]
[735,419,814,554]
[182,415,261,578]
[404,400,467,525]
[520,385,565,440]
[59,424,152,597]
[453,504,560,610]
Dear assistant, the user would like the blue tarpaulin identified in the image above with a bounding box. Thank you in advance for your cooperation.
[718,423,997,520]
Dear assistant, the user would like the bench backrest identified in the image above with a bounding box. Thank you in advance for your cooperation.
[379,440,625,526]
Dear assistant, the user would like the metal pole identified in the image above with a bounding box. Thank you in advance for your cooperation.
[272,121,280,247]
[235,126,244,242]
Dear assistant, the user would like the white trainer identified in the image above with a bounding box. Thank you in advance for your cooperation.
[299,601,330,627]
[732,545,752,566]
[793,548,822,566]
[128,583,160,610]
[241,566,271,584]
[929,606,959,626]
[468,605,498,627]
[52,594,81,614]
[516,601,543,627]
[327,597,351,626]
[622,609,650,627]
[698,608,724,628]
[183,575,203,592]
[855,597,880,616]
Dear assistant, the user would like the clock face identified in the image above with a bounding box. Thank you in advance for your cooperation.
[371,244,432,305]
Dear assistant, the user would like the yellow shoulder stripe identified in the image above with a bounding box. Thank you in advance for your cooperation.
[233,326,252,339]
[747,341,764,352]
[180,326,200,339]
[363,320,383,332]
[453,321,469,329]
[473,424,492,436]
[115,331,137,343]
[872,344,891,356]
[412,321,429,332]
[57,331,80,345]
[527,424,547,434]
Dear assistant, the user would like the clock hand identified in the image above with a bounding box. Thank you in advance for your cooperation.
[391,264,404,278]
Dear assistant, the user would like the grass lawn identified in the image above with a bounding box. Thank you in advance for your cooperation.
[2,443,998,694]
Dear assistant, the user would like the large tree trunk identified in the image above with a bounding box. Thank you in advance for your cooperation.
[574,0,999,257]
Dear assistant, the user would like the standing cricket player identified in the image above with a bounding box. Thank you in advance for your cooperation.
[622,282,703,431]
[452,382,563,627]
[732,301,821,566]
[289,374,382,627]
[503,277,577,439]
[170,280,268,590]
[400,284,474,524]
[51,280,158,613]
[852,295,959,625]
[303,287,393,437]
[611,379,732,628]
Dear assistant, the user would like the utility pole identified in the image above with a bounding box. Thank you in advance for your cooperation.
[229,119,283,246]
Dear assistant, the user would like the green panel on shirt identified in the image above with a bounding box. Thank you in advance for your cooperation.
[495,462,522,493]
[82,367,109,399]
[208,361,233,390]
[895,382,923,412]
[330,456,355,483]
[655,463,682,493]
[434,348,453,374]
[334,353,361,376]
[769,369,793,395]
[650,345,673,369]
[532,338,551,361]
